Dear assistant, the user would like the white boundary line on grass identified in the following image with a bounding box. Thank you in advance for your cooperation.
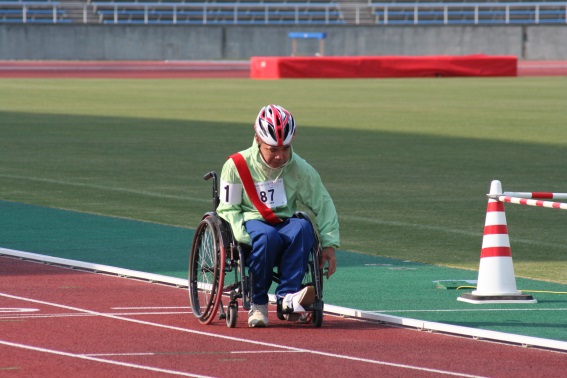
[1,247,566,353]
[0,173,210,204]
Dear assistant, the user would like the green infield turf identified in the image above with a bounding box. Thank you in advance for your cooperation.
[1,77,566,284]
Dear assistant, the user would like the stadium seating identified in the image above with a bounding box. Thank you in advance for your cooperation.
[92,1,346,25]
[0,1,565,25]
[0,1,71,23]
[371,2,567,25]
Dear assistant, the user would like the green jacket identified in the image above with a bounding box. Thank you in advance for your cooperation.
[217,141,340,249]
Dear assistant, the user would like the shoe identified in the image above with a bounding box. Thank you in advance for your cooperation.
[248,304,269,328]
[282,286,316,314]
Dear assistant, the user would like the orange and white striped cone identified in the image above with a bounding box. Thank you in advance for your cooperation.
[458,180,537,304]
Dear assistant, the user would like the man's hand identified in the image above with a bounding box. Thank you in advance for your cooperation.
[319,247,337,279]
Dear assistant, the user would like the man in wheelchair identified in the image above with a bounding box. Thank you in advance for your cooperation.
[216,104,340,328]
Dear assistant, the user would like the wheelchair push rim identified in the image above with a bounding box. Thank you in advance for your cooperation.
[188,216,226,325]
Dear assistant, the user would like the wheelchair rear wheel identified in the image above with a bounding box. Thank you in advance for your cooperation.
[304,244,324,327]
[188,215,226,325]
[295,211,324,327]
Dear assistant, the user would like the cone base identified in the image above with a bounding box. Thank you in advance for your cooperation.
[457,293,537,304]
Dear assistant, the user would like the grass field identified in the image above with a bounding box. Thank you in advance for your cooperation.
[1,77,566,284]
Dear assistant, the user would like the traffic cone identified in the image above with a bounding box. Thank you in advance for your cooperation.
[458,180,537,304]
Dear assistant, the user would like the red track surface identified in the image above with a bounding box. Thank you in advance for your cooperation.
[0,61,250,79]
[1,256,566,377]
[0,59,565,78]
[517,60,567,77]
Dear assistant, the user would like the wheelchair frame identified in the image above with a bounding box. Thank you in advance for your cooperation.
[188,171,324,328]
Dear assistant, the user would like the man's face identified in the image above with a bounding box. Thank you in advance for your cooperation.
[257,138,291,169]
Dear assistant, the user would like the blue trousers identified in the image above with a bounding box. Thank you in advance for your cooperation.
[245,218,314,305]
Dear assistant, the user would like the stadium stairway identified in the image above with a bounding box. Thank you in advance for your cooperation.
[58,0,99,24]
[337,0,376,25]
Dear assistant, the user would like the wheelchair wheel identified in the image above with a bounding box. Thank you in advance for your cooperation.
[226,301,238,328]
[312,307,323,328]
[188,215,226,325]
[301,241,324,327]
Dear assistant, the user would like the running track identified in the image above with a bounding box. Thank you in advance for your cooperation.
[2,256,566,377]
[0,59,566,78]
[2,60,567,377]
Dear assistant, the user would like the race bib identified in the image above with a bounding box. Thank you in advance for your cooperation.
[220,180,243,205]
[254,179,287,209]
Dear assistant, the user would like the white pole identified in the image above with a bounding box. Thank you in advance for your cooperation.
[489,195,567,211]
[503,192,567,200]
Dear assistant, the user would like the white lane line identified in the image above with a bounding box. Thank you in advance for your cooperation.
[0,308,39,313]
[342,215,567,250]
[370,308,567,313]
[0,174,209,204]
[112,307,188,310]
[0,311,191,320]
[230,350,302,354]
[85,353,156,357]
[0,292,484,378]
[0,340,213,378]
[84,350,301,357]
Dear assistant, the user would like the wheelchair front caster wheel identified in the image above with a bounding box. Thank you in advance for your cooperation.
[226,301,238,328]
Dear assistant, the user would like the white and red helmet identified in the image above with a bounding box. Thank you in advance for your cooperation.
[254,104,296,146]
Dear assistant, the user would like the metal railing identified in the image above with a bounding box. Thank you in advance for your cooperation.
[92,2,346,25]
[368,2,567,25]
[0,2,566,25]
[0,1,72,23]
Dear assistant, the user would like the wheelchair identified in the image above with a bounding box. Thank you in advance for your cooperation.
[188,171,324,328]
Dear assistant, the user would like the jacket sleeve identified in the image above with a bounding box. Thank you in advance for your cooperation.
[297,165,340,249]
[215,159,252,245]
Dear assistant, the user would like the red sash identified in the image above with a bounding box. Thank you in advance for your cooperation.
[230,153,283,225]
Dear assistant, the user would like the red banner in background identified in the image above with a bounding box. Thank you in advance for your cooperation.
[250,55,517,79]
